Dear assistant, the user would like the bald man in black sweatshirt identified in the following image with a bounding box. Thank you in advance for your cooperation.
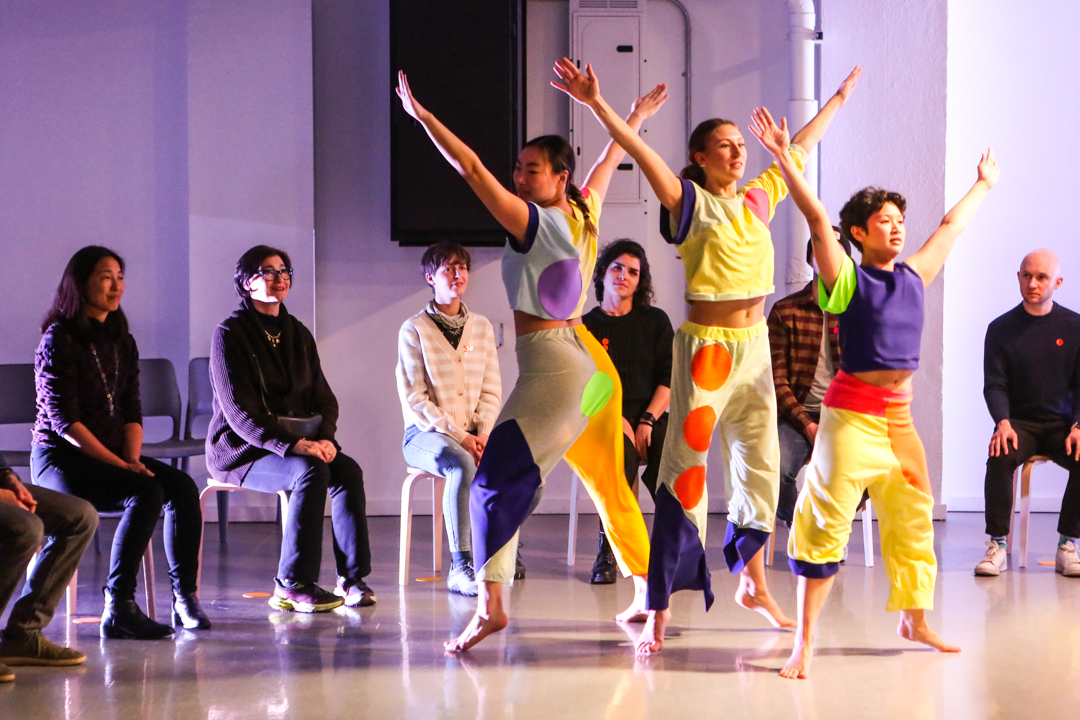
[975,249,1080,578]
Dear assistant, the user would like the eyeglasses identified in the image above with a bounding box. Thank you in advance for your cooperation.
[257,267,293,281]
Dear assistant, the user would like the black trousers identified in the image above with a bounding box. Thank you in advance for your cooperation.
[984,418,1080,539]
[31,444,202,596]
[622,413,668,500]
[241,451,371,586]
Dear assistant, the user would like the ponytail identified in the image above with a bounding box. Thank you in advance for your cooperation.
[566,182,598,240]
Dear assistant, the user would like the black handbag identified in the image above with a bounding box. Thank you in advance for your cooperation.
[252,354,323,440]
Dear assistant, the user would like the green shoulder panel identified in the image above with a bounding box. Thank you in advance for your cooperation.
[818,255,856,314]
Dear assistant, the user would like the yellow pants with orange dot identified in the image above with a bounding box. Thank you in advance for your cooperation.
[788,370,936,611]
[646,320,778,611]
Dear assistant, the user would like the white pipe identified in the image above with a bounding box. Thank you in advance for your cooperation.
[785,0,819,288]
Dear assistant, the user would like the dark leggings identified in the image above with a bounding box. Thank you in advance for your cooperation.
[623,413,667,499]
[31,444,202,597]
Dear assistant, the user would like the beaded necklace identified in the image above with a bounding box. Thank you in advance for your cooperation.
[89,343,120,416]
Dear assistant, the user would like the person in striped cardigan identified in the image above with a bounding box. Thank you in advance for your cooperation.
[397,242,502,596]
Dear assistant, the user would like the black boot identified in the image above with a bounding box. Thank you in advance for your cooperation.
[100,588,174,640]
[173,592,212,630]
[590,532,618,584]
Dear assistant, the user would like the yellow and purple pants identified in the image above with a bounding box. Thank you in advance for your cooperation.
[647,320,779,611]
[788,370,936,611]
[472,325,650,584]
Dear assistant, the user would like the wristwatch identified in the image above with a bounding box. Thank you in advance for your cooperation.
[641,412,657,424]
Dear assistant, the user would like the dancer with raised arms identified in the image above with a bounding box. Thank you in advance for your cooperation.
[747,105,998,678]
[554,58,861,654]
[396,70,668,651]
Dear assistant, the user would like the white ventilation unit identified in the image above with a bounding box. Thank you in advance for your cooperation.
[570,0,646,205]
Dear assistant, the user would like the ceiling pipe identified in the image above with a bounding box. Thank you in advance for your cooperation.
[785,0,820,287]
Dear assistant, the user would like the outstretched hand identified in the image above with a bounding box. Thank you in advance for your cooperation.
[630,83,669,121]
[834,65,862,105]
[396,70,430,123]
[551,57,600,105]
[748,106,790,158]
[977,147,1000,188]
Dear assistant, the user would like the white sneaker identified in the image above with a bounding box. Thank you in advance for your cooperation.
[1055,541,1080,577]
[974,541,1007,576]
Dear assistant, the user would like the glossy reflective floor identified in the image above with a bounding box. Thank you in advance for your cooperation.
[2,511,1079,719]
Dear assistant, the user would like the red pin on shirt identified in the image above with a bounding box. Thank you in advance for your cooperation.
[1058,339,1065,346]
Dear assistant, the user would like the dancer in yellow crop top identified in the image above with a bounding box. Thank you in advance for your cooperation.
[555,58,862,654]
[396,70,669,652]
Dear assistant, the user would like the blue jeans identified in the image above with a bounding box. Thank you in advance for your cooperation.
[402,428,476,554]
[777,417,815,525]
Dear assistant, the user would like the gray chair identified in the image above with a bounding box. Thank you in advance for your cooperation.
[139,358,205,470]
[0,363,36,469]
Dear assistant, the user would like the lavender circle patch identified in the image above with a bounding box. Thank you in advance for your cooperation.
[537,258,582,320]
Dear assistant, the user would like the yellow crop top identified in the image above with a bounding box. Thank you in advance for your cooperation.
[502,188,601,321]
[660,143,807,302]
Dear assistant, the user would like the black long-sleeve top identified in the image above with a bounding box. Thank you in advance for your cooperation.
[582,305,674,423]
[33,319,142,455]
[983,302,1080,425]
[206,299,340,485]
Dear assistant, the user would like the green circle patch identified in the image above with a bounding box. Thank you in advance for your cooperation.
[580,371,614,418]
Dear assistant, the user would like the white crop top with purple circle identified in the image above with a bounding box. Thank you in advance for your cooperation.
[502,188,601,321]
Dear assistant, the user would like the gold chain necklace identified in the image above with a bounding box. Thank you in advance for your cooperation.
[264,329,281,348]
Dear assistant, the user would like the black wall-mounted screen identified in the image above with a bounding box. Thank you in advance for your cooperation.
[390,0,524,247]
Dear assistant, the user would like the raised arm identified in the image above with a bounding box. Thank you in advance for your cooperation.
[749,107,845,291]
[790,66,861,153]
[583,83,669,202]
[396,71,530,240]
[906,149,999,286]
[552,59,684,214]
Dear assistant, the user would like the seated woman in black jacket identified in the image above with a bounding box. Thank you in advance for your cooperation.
[32,245,207,639]
[206,245,374,612]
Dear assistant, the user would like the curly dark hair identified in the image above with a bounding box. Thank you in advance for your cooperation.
[839,187,907,252]
[234,245,294,299]
[41,245,129,341]
[592,239,654,309]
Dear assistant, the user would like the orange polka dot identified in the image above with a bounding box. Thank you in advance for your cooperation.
[691,344,732,391]
[1058,338,1065,346]
[674,466,706,510]
[683,406,717,452]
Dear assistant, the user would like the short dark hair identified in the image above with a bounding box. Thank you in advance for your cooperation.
[234,245,293,298]
[839,187,907,252]
[592,239,654,309]
[805,227,852,265]
[41,245,129,340]
[420,242,472,280]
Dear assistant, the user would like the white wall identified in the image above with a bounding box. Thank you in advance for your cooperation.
[941,1,1080,510]
[820,0,949,515]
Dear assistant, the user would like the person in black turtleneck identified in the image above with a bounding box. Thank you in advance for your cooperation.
[32,246,207,639]
[582,239,674,584]
[206,245,374,613]
[976,249,1080,578]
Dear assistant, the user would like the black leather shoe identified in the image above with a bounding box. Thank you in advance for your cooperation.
[100,588,174,640]
[590,532,618,584]
[173,592,212,630]
[777,480,799,528]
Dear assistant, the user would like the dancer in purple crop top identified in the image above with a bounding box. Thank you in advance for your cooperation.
[749,106,999,679]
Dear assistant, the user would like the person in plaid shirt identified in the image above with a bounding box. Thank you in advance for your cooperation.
[767,233,849,526]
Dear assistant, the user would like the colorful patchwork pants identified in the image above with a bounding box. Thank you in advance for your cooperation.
[788,370,936,611]
[647,320,779,611]
[471,326,650,584]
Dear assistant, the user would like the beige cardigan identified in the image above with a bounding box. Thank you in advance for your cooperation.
[396,308,501,442]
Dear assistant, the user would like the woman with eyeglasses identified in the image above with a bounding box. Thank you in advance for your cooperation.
[32,245,208,639]
[205,245,374,612]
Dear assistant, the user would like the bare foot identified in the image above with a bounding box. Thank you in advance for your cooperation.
[615,575,649,623]
[897,611,960,653]
[735,574,796,628]
[634,608,670,655]
[444,608,509,653]
[779,641,813,679]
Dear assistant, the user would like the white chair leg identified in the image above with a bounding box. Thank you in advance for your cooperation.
[143,544,157,621]
[196,486,218,597]
[1019,462,1033,569]
[1007,465,1019,554]
[567,473,580,566]
[399,472,419,586]
[765,530,774,567]
[67,569,77,618]
[862,499,874,568]
[432,475,445,576]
